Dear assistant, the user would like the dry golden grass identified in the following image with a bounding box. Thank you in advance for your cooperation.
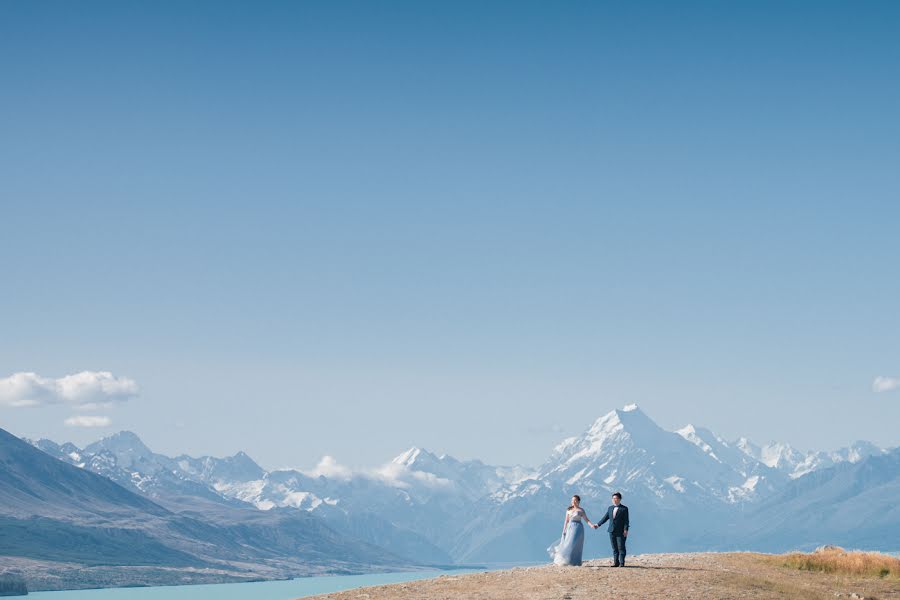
[764,546,900,580]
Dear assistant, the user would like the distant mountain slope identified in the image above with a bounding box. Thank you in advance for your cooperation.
[0,428,169,520]
[30,431,454,565]
[725,447,900,552]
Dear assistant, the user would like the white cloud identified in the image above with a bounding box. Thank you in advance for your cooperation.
[0,371,139,408]
[64,415,112,428]
[305,455,353,480]
[375,462,453,489]
[873,376,900,393]
[296,455,453,490]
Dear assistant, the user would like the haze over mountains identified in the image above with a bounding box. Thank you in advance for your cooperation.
[3,404,898,590]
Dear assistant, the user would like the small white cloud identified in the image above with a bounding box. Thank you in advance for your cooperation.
[305,456,353,480]
[873,376,900,393]
[0,371,139,408]
[297,455,454,490]
[64,415,112,428]
[374,462,454,489]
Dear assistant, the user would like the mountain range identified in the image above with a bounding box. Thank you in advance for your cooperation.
[3,404,898,590]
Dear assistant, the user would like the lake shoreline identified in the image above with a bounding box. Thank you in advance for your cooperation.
[23,569,485,599]
[1,553,480,595]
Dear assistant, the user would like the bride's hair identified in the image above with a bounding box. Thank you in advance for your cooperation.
[567,494,581,510]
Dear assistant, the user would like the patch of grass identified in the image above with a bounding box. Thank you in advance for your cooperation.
[765,546,900,580]
[721,572,825,600]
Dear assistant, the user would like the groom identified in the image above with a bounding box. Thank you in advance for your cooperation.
[593,492,629,567]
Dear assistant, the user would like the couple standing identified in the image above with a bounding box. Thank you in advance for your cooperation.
[550,492,630,567]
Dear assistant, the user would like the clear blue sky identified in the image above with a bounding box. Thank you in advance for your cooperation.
[1,1,898,469]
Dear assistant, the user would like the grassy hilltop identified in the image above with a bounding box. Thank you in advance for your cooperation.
[307,549,900,600]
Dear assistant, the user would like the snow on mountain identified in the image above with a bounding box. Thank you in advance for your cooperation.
[729,447,900,552]
[26,407,895,564]
[733,436,888,479]
[387,446,534,500]
[788,440,889,479]
[530,405,753,503]
[759,441,807,472]
[30,438,87,468]
[84,431,155,469]
[675,424,788,500]
[175,450,266,484]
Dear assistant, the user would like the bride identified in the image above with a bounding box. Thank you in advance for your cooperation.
[548,494,597,566]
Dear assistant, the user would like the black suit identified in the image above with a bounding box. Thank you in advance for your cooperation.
[596,504,629,565]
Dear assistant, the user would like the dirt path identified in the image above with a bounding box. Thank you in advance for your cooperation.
[306,553,900,600]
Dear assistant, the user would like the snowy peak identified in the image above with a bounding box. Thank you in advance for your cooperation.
[539,405,695,490]
[175,450,266,484]
[837,440,885,463]
[584,410,624,440]
[735,437,761,459]
[84,430,154,467]
[580,404,674,454]
[676,424,723,463]
[391,446,473,474]
[223,450,265,479]
[391,446,441,469]
[528,405,792,504]
[387,446,529,499]
[578,404,658,446]
[675,425,789,500]
[758,442,805,471]
[732,436,887,479]
[28,438,87,467]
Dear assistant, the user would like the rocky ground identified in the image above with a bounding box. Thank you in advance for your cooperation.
[307,553,900,600]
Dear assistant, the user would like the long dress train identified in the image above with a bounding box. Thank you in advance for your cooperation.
[548,518,585,566]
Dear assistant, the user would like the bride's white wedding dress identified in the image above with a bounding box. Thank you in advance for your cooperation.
[547,508,586,566]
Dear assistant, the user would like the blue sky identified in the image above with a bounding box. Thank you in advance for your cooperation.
[1,1,898,469]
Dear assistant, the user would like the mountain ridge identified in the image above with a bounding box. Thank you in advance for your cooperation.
[17,404,899,571]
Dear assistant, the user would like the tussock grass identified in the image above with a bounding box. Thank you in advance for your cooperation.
[765,546,900,580]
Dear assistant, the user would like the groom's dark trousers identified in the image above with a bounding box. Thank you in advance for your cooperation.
[610,533,626,566]
[596,504,630,566]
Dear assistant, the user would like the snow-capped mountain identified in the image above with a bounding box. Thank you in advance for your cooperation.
[675,424,788,499]
[733,436,888,479]
[453,405,796,562]
[730,446,900,552]
[174,450,267,484]
[27,404,896,563]
[530,404,762,504]
[390,446,534,500]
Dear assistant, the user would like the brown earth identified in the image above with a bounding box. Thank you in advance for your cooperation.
[306,553,900,600]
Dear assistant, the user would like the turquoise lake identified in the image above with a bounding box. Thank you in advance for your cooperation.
[28,570,482,600]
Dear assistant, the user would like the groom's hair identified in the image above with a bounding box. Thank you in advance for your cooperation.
[612,492,622,500]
